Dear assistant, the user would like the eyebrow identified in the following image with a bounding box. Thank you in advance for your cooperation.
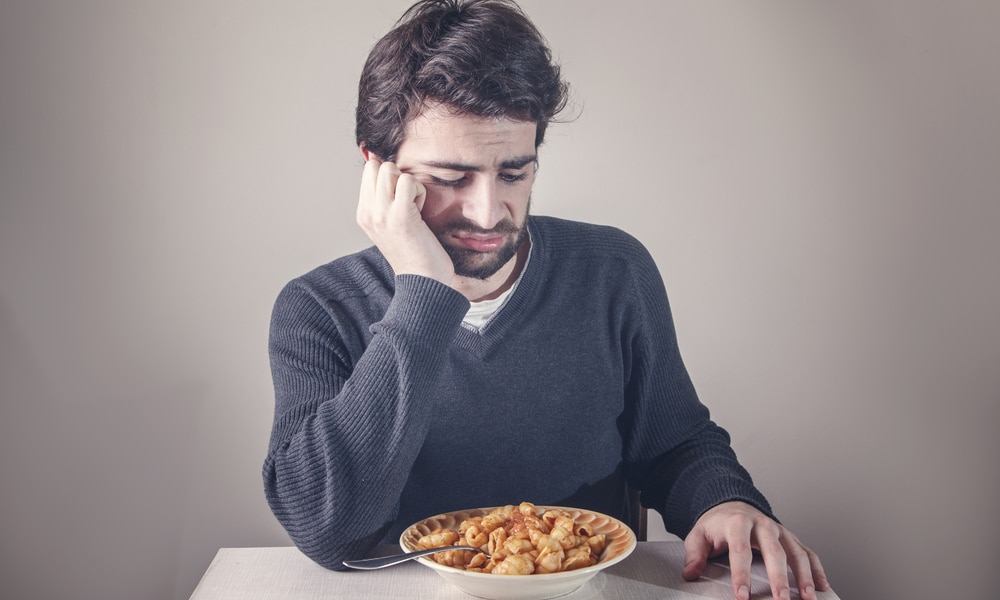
[422,154,537,172]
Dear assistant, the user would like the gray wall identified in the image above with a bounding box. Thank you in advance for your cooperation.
[2,1,997,598]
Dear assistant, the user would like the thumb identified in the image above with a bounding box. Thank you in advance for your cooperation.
[682,529,711,581]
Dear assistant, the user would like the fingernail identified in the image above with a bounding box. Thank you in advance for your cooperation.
[738,585,750,600]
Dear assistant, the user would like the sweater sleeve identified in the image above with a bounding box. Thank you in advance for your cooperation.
[263,273,469,570]
[619,242,776,537]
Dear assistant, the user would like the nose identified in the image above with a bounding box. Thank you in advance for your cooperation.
[461,177,504,230]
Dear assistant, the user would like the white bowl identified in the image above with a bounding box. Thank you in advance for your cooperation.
[399,505,637,600]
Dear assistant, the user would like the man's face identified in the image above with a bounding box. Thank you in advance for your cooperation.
[395,103,536,280]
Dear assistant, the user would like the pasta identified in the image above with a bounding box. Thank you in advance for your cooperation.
[415,502,607,575]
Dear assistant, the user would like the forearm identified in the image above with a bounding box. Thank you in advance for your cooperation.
[619,244,774,537]
[264,337,435,568]
[637,422,774,538]
[263,274,468,569]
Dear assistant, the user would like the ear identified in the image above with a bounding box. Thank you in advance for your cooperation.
[359,143,379,162]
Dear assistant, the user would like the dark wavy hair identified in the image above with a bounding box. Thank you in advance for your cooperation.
[356,0,569,161]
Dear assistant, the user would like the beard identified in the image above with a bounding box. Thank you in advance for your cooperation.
[437,214,530,281]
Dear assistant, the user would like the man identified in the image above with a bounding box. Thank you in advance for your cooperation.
[264,2,829,599]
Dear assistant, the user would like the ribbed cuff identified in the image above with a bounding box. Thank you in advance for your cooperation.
[374,275,469,349]
[668,475,776,536]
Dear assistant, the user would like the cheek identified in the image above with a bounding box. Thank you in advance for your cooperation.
[501,187,532,216]
[418,189,456,222]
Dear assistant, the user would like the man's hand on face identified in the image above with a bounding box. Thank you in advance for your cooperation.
[356,157,455,286]
[682,502,830,600]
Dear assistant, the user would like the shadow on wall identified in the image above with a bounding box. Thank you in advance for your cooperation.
[0,296,205,599]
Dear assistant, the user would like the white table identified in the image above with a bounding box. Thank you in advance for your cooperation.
[190,543,840,599]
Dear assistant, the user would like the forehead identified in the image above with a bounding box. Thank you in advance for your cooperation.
[398,104,536,165]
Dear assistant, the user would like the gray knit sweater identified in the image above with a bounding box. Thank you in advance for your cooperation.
[264,216,772,570]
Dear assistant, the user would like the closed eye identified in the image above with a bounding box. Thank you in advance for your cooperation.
[429,175,468,187]
[500,172,529,184]
[428,172,527,187]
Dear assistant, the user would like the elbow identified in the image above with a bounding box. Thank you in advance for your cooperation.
[262,458,391,571]
[291,527,390,572]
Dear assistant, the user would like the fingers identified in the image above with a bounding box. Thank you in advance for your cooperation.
[361,155,382,194]
[782,534,815,599]
[683,506,754,600]
[808,547,831,592]
[394,171,427,213]
[686,503,830,600]
[357,157,385,226]
[758,523,831,600]
[358,159,425,232]
[754,520,791,600]
[374,159,401,210]
[790,542,830,597]
[725,516,755,600]
[355,158,453,284]
[681,529,710,581]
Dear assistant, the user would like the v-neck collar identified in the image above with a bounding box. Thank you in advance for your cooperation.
[451,217,545,358]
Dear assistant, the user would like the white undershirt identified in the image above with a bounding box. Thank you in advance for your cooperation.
[461,235,532,331]
[462,286,515,330]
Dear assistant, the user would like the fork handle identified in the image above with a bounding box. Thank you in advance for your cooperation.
[342,546,483,570]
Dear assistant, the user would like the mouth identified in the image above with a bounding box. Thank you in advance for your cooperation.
[439,221,528,280]
[449,232,509,253]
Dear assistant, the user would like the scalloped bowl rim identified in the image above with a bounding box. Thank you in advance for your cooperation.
[399,505,637,583]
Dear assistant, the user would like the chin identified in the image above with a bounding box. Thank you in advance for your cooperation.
[442,223,528,281]
[452,259,507,281]
[447,247,514,281]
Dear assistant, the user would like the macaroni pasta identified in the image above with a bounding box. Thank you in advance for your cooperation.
[416,502,607,575]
